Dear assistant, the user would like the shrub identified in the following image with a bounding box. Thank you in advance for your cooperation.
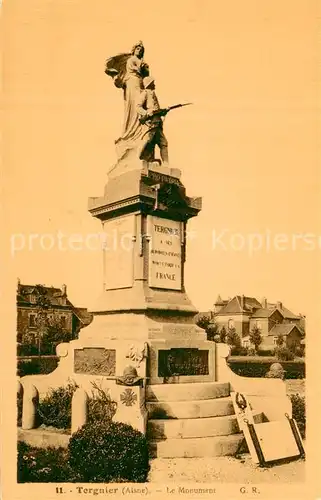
[68,421,150,483]
[247,347,256,356]
[37,382,116,430]
[37,381,78,429]
[226,327,241,349]
[17,442,77,483]
[257,349,275,357]
[265,363,285,379]
[87,382,116,424]
[17,392,23,427]
[17,357,58,377]
[219,326,227,343]
[230,346,248,356]
[290,394,306,439]
[17,344,39,356]
[276,334,284,347]
[206,324,219,341]
[294,346,305,358]
[228,358,305,379]
[196,315,211,330]
[275,346,295,361]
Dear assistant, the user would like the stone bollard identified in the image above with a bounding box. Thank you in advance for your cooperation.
[113,366,148,434]
[22,385,39,430]
[71,387,88,434]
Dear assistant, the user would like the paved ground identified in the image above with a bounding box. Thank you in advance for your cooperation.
[148,453,305,483]
[285,379,305,396]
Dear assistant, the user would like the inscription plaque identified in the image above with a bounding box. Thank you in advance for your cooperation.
[103,215,135,290]
[148,215,182,290]
[158,348,209,377]
[74,348,116,375]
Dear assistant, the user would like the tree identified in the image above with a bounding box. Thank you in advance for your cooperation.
[249,325,262,352]
[43,314,72,354]
[34,285,51,356]
[196,315,219,342]
[196,315,211,331]
[18,328,39,356]
[206,322,218,342]
[219,326,227,343]
[226,327,241,349]
[30,285,72,355]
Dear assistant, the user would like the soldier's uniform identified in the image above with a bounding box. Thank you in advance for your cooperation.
[137,78,169,164]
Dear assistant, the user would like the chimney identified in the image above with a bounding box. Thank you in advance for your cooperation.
[62,284,67,296]
[261,297,267,308]
[240,295,245,310]
[276,301,282,310]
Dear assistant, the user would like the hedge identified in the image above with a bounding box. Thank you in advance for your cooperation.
[17,356,59,377]
[17,442,78,483]
[227,358,305,379]
[18,421,150,483]
[290,394,306,439]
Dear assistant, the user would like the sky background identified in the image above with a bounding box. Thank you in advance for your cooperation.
[3,0,320,322]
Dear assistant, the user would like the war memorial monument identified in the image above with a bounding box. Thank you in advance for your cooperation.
[18,41,303,464]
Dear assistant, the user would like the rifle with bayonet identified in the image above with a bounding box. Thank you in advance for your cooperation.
[139,103,192,124]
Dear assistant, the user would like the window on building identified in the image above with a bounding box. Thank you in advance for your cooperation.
[60,316,66,328]
[242,339,250,348]
[29,314,36,327]
[228,319,234,329]
[256,321,262,330]
[273,337,278,345]
[29,294,36,304]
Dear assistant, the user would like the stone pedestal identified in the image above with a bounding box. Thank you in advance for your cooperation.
[78,161,215,384]
[113,383,148,434]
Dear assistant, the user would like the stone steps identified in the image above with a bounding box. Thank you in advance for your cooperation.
[147,413,239,439]
[145,381,254,458]
[146,381,230,402]
[147,396,234,419]
[149,433,244,458]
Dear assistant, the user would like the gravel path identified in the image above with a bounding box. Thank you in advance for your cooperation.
[148,454,305,483]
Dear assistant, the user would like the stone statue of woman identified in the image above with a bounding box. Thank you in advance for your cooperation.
[105,41,150,160]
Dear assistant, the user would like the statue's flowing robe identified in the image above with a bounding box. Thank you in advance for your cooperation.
[115,56,146,159]
[105,52,149,161]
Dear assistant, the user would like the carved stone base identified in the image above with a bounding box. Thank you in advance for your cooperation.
[78,311,216,384]
[106,151,182,181]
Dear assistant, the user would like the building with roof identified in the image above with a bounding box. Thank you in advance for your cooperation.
[212,294,305,351]
[17,281,93,348]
